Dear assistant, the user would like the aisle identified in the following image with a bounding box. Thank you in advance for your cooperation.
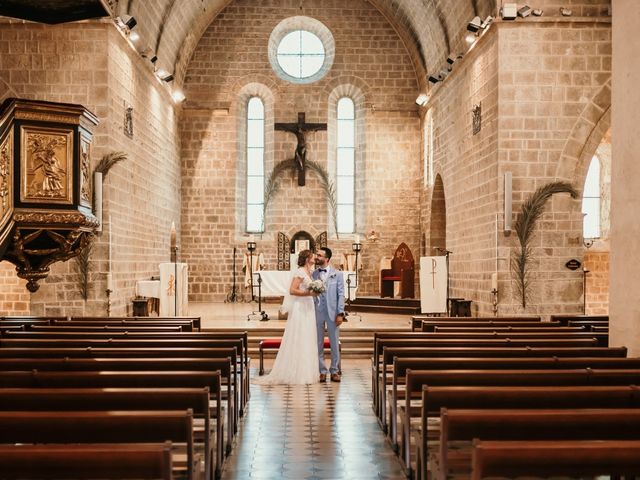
[222,359,406,480]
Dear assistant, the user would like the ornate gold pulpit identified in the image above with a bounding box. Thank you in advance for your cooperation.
[0,98,99,291]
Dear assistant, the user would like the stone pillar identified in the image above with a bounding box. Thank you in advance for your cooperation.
[610,0,640,355]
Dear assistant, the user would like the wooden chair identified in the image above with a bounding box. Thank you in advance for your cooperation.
[380,242,415,298]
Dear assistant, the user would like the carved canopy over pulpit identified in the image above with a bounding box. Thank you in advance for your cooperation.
[0,98,99,291]
[380,242,415,298]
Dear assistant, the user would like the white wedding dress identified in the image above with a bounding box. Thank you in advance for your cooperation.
[254,267,319,385]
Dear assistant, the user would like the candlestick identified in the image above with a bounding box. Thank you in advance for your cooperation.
[108,214,112,274]
[491,272,498,291]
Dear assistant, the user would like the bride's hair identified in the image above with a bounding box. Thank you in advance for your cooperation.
[297,249,313,267]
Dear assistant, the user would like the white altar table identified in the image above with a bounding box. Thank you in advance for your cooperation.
[255,270,358,301]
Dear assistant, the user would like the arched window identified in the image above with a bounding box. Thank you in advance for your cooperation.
[246,97,265,232]
[582,155,601,239]
[336,97,355,233]
[424,108,434,187]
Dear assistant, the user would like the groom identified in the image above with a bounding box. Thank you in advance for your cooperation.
[313,247,345,382]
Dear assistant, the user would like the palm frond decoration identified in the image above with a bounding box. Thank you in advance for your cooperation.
[511,181,578,308]
[262,159,339,237]
[95,151,127,178]
[74,239,93,301]
[306,159,339,238]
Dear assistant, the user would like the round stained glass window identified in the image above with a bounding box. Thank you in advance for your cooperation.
[277,30,325,79]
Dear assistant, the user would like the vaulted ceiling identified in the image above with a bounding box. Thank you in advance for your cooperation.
[112,0,496,86]
[2,0,497,87]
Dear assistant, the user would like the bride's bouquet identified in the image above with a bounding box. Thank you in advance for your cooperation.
[308,279,326,294]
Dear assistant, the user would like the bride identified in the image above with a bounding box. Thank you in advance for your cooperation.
[254,249,319,385]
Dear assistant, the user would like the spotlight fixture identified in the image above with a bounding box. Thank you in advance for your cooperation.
[532,9,543,16]
[465,32,477,44]
[155,68,174,82]
[172,90,186,103]
[559,7,572,16]
[415,93,429,106]
[481,15,494,28]
[501,3,518,20]
[128,31,140,42]
[518,6,532,17]
[446,53,464,65]
[116,14,137,30]
[428,74,441,84]
[467,15,482,32]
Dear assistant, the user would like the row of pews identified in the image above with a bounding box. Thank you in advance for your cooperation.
[0,315,250,480]
[373,314,640,479]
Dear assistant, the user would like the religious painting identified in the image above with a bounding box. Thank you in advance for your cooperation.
[79,134,92,208]
[124,106,133,138]
[0,130,13,228]
[20,125,73,205]
[295,239,310,253]
[277,232,291,270]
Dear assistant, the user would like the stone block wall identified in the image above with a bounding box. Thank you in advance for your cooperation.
[0,22,181,316]
[0,261,29,315]
[181,0,420,301]
[584,250,609,315]
[421,16,611,316]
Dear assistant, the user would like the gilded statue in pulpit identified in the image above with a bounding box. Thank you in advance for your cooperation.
[79,137,92,207]
[21,126,73,204]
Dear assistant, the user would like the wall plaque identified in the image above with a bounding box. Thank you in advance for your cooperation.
[565,259,582,270]
[472,103,481,135]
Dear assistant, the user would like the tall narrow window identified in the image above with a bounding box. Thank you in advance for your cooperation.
[582,155,601,239]
[424,108,434,187]
[336,97,355,233]
[246,97,265,232]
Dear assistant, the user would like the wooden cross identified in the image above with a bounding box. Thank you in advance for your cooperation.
[275,112,327,186]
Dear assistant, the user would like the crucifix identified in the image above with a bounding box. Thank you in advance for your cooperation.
[430,258,437,289]
[275,112,327,186]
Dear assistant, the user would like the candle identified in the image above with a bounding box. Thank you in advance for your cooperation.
[170,222,176,249]
[106,273,113,291]
[491,272,498,291]
[108,214,112,274]
[249,234,255,242]
[355,234,360,243]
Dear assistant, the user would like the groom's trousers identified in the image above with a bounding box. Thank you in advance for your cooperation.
[316,301,340,375]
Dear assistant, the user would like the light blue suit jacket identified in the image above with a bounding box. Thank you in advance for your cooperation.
[312,266,345,323]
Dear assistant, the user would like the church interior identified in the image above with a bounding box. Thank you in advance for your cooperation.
[1,0,640,479]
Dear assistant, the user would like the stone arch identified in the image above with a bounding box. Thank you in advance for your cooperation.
[429,173,446,255]
[556,78,612,194]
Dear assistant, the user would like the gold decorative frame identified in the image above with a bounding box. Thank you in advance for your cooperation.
[20,125,74,205]
[0,130,13,227]
[79,133,92,207]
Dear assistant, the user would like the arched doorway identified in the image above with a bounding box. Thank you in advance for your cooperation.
[429,174,446,255]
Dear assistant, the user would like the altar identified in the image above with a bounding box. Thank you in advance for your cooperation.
[255,269,358,301]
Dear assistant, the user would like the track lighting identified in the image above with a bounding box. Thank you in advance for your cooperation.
[415,93,429,106]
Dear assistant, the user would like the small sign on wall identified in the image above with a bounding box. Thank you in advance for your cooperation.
[472,103,481,135]
[565,259,582,271]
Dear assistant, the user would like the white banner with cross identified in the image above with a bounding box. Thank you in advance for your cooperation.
[419,256,447,314]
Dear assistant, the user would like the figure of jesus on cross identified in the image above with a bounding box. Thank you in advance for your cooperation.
[275,112,327,186]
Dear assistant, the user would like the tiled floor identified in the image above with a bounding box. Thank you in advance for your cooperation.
[222,359,406,480]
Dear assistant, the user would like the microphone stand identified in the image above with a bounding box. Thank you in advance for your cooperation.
[436,247,452,316]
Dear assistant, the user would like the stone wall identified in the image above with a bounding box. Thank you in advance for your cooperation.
[181,0,420,301]
[421,17,611,316]
[0,22,181,316]
[0,261,29,315]
[584,250,608,315]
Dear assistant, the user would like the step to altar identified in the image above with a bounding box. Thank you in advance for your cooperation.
[347,296,421,315]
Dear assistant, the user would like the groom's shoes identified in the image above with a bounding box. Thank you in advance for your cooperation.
[330,373,341,382]
[319,374,327,382]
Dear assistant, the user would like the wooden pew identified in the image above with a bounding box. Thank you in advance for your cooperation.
[411,316,541,332]
[1,330,251,414]
[439,408,640,479]
[0,443,174,480]
[383,355,640,442]
[421,321,561,332]
[0,337,247,416]
[0,387,221,480]
[414,384,640,480]
[550,314,608,326]
[51,320,196,331]
[470,439,640,480]
[65,316,203,331]
[401,368,640,477]
[28,325,185,333]
[370,335,602,418]
[0,369,235,459]
[433,325,585,332]
[0,410,198,480]
[411,330,607,347]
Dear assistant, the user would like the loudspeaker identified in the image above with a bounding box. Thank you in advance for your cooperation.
[504,172,512,234]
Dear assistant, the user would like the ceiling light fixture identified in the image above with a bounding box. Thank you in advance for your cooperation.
[415,93,429,106]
